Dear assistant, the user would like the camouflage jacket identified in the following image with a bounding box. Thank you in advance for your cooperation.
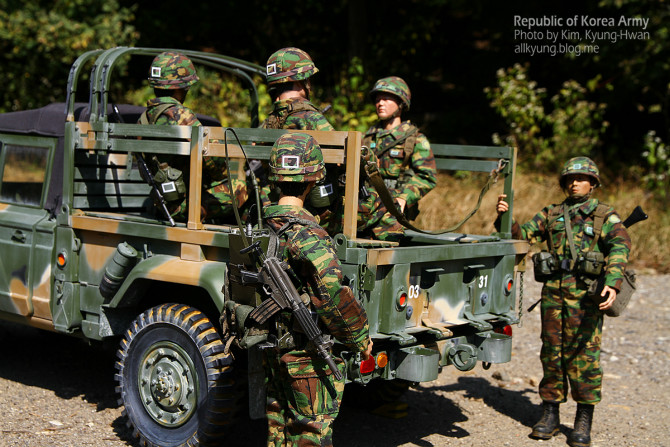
[264,204,370,352]
[363,121,437,206]
[512,198,631,290]
[261,97,334,131]
[144,96,201,126]
[142,97,228,185]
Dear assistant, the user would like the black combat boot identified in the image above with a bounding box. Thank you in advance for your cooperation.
[529,401,560,440]
[568,403,594,447]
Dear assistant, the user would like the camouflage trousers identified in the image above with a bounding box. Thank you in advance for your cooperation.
[539,274,604,404]
[168,178,248,221]
[357,189,404,242]
[263,348,345,447]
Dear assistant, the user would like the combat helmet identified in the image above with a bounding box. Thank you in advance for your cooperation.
[370,76,411,110]
[269,133,325,183]
[266,47,319,86]
[559,156,601,188]
[148,52,199,90]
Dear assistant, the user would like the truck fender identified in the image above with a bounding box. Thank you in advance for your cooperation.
[107,254,227,311]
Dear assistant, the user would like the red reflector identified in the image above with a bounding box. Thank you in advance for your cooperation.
[57,253,66,268]
[506,280,513,292]
[359,357,376,374]
[494,325,513,337]
[398,293,407,308]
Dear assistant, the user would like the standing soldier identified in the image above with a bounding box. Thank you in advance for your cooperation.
[140,51,247,222]
[263,132,372,446]
[495,157,631,447]
[261,47,334,131]
[362,77,437,220]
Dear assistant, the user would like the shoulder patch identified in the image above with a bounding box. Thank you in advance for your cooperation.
[607,214,621,224]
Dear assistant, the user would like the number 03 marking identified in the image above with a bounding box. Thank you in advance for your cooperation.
[478,275,488,288]
[408,284,421,299]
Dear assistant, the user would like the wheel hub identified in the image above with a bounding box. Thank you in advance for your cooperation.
[139,342,198,427]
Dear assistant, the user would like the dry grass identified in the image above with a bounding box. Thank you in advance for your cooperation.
[415,170,666,273]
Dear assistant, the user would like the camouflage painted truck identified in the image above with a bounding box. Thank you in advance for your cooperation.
[0,47,528,446]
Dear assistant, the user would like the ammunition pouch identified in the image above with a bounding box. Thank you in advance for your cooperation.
[532,251,559,282]
[587,269,637,317]
[153,165,186,202]
[575,251,605,277]
[308,178,336,208]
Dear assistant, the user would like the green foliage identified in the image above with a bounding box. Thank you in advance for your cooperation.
[642,130,670,205]
[326,57,378,132]
[0,0,138,112]
[485,63,608,172]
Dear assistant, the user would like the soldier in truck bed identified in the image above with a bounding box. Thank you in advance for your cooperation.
[139,51,247,222]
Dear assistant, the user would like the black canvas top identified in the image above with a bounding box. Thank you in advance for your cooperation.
[0,102,221,137]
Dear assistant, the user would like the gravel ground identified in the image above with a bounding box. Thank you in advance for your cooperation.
[0,271,668,447]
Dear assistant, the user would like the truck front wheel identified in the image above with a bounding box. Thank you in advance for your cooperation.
[115,303,235,446]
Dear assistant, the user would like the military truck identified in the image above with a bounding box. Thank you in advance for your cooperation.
[0,47,528,446]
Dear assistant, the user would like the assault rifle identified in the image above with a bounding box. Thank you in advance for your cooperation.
[239,240,343,381]
[112,104,176,227]
[136,153,176,227]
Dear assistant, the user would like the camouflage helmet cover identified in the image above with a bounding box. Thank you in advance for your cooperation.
[559,156,601,188]
[266,47,318,86]
[269,132,325,183]
[370,76,411,110]
[148,52,199,89]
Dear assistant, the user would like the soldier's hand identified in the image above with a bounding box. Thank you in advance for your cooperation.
[396,198,406,213]
[599,285,617,310]
[496,194,509,215]
[362,339,373,361]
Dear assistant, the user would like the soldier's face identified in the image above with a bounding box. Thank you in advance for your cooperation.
[375,93,400,120]
[565,174,594,196]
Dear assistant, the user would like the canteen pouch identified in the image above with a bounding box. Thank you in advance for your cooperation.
[577,251,605,277]
[153,166,186,202]
[587,269,637,317]
[532,251,558,282]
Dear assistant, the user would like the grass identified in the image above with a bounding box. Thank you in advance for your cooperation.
[414,169,666,273]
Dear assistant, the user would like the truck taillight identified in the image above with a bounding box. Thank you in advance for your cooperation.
[57,252,67,268]
[397,292,408,310]
[503,274,514,295]
[494,325,513,337]
[360,356,376,374]
[376,352,388,368]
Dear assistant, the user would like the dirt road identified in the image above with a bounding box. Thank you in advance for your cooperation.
[1,272,668,447]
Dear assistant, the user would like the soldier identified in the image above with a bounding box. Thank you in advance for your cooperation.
[140,51,247,222]
[261,47,334,131]
[495,157,631,447]
[263,132,373,446]
[359,76,437,240]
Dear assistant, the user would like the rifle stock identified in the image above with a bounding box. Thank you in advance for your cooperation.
[623,205,648,228]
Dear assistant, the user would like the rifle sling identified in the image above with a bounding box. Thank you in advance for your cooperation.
[363,158,503,235]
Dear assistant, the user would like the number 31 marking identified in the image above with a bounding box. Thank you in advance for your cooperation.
[478,275,488,288]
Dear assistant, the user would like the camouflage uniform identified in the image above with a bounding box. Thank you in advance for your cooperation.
[509,159,631,405]
[261,97,334,131]
[141,52,247,222]
[263,133,370,446]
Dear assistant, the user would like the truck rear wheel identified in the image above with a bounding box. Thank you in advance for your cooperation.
[115,303,235,446]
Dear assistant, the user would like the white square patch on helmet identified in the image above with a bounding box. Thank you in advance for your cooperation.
[267,63,277,76]
[151,67,162,78]
[281,155,300,169]
[572,163,583,169]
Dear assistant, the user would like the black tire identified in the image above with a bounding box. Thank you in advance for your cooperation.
[115,303,236,447]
